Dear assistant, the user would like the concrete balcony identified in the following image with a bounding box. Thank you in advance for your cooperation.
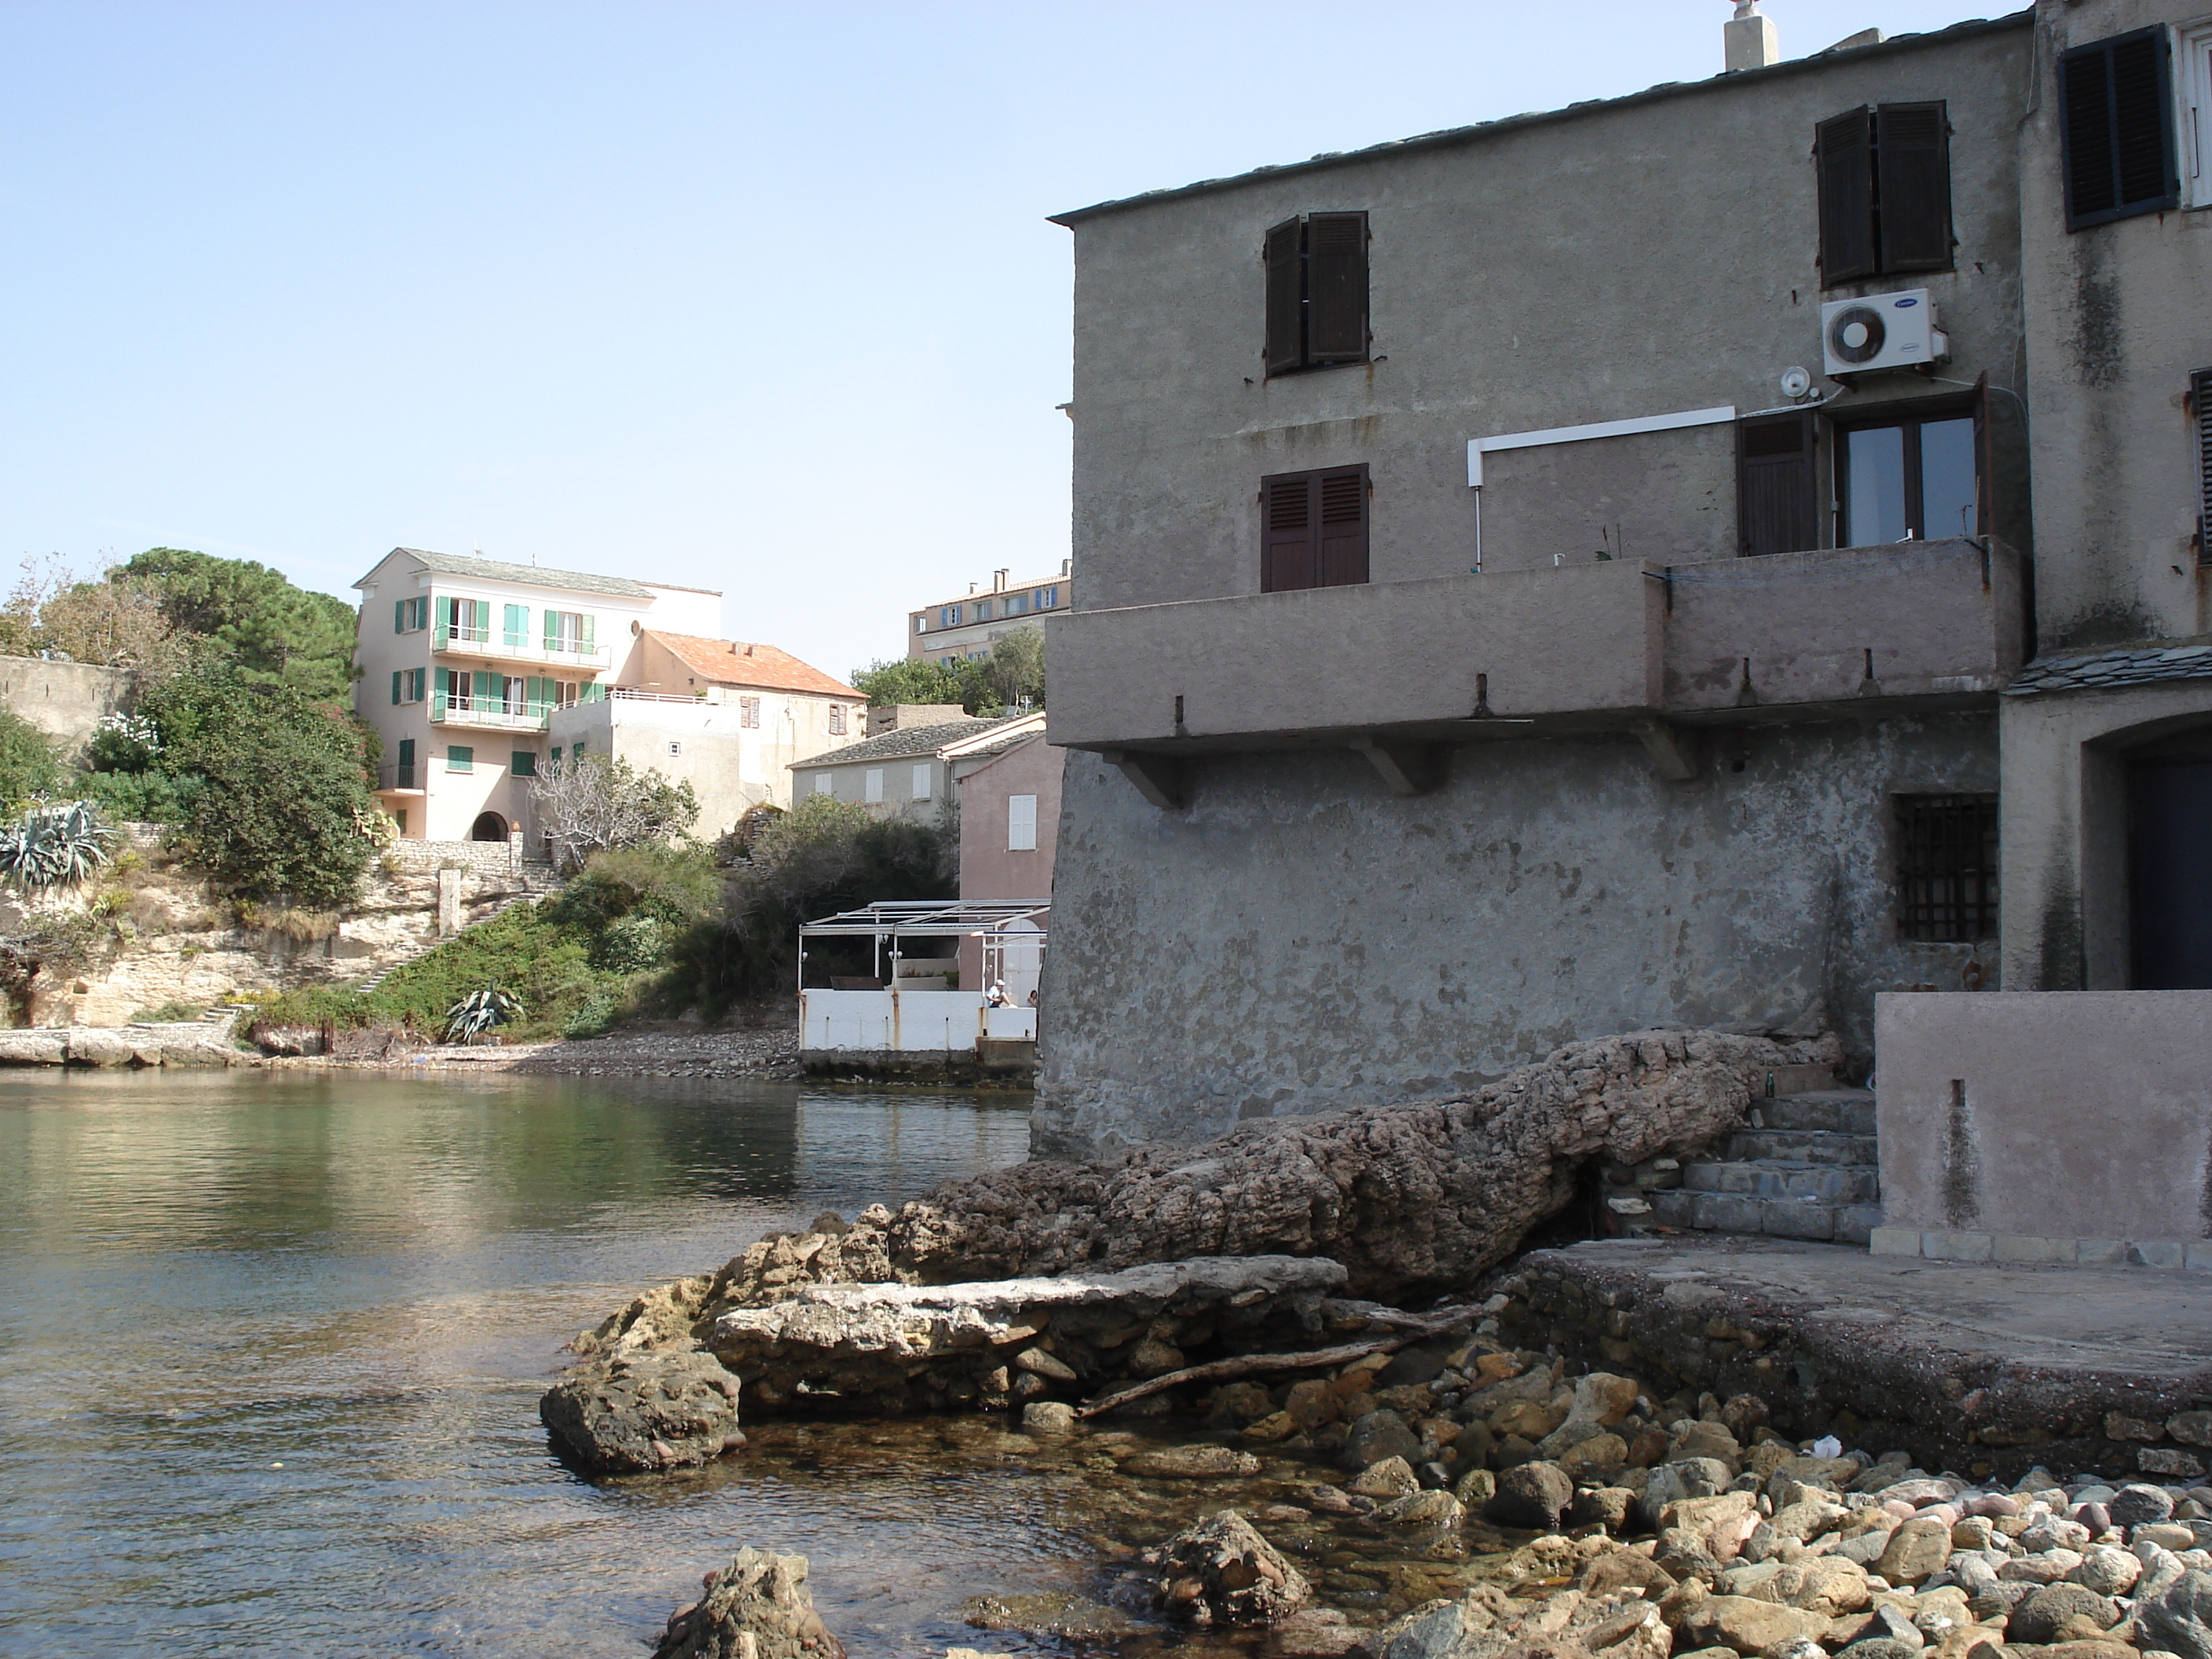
[433,624,611,672]
[1047,538,2023,792]
[430,693,551,734]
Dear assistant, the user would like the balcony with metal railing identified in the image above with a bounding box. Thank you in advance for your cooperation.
[373,763,423,793]
[430,690,552,733]
[432,623,611,671]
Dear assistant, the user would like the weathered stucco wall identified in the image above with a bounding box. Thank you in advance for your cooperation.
[1035,714,1995,1155]
[1873,990,2212,1265]
[0,654,134,757]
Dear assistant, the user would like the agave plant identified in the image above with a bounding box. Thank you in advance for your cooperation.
[0,800,119,890]
[444,986,523,1045]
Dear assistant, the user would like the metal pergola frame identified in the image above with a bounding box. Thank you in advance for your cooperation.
[797,900,1051,993]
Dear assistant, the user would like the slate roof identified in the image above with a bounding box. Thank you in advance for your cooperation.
[644,631,857,699]
[789,713,1037,770]
[358,547,701,600]
[1049,11,2031,225]
[2003,643,2212,697]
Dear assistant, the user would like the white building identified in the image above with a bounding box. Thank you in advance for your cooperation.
[906,563,1072,666]
[790,710,1047,826]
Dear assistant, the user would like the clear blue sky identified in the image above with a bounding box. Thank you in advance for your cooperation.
[2,0,2004,681]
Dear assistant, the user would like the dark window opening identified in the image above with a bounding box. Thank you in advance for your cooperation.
[1263,212,1369,376]
[1262,465,1370,593]
[1896,793,1999,943]
[1737,411,1819,556]
[1817,102,1954,286]
[1835,405,1982,545]
[2060,28,2180,230]
[2194,368,2211,566]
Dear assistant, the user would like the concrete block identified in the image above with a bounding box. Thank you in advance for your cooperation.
[2186,1241,2212,1273]
[1869,1226,1922,1258]
[1693,1192,1766,1234]
[1833,1204,1884,1247]
[2129,1240,2187,1270]
[1992,1233,2077,1265]
[1921,1230,1994,1262]
[1646,1191,1698,1228]
[2078,1239,2128,1266]
[1760,1198,1836,1241]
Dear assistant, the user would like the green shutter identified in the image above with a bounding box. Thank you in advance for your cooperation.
[504,604,527,650]
[391,670,401,705]
[510,751,537,778]
[448,745,473,773]
[394,600,405,634]
[544,610,559,650]
[473,670,493,705]
[578,614,595,654]
[581,681,606,702]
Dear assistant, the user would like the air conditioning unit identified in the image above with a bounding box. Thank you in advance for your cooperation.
[1821,289,1948,377]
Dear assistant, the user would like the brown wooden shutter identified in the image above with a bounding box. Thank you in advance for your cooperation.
[1316,466,1370,585]
[2195,369,2212,564]
[1818,108,1877,285]
[1304,213,1368,365]
[1264,218,1305,375]
[2061,29,2180,229]
[1737,412,1818,557]
[1876,102,1953,273]
[1262,471,1317,592]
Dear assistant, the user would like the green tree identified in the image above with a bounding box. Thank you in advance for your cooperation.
[116,548,358,700]
[0,705,62,807]
[981,625,1046,710]
[850,655,975,709]
[138,668,375,907]
[851,628,1046,716]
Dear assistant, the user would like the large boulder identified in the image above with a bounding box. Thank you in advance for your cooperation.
[654,1547,844,1659]
[651,1028,1839,1310]
[539,1350,743,1474]
[1144,1510,1309,1627]
[2135,1567,2212,1659]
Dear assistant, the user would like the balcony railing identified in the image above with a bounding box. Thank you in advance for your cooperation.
[375,764,422,792]
[1048,538,2025,755]
[432,624,611,670]
[430,691,552,733]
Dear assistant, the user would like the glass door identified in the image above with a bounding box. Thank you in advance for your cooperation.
[1837,410,1980,545]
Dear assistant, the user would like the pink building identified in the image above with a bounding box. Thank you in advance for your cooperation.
[954,731,1062,999]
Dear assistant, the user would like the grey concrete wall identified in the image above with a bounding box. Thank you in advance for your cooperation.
[1873,990,2212,1256]
[1035,714,1997,1155]
[1062,20,2034,616]
[0,654,135,757]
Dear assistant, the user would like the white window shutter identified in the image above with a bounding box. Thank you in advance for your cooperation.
[1008,793,1038,851]
[912,764,933,800]
[865,768,884,803]
[813,773,832,795]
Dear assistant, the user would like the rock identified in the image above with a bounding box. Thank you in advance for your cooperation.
[2109,1481,2177,1528]
[539,1350,743,1474]
[1123,1445,1261,1479]
[653,1546,844,1659]
[1536,1372,1641,1459]
[2143,1446,2208,1480]
[2001,1548,2086,1585]
[1877,1516,1956,1587]
[2137,1520,2199,1549]
[1344,1408,1422,1470]
[1671,1421,1743,1470]
[1144,1510,1309,1628]
[2005,1583,2118,1645]
[1489,1460,1575,1530]
[2174,1411,2212,1448]
[2136,1566,2212,1659]
[1347,1456,1420,1499]
[1673,1593,1828,1654]
[1645,1459,1737,1514]
[1269,1608,1364,1657]
[1286,1378,1341,1430]
[0,1031,67,1065]
[1761,1555,1870,1616]
[1021,1401,1078,1435]
[699,1028,1840,1306]
[705,1254,1346,1414]
[1371,1490,1463,1527]
[1569,1487,1639,1533]
[960,1592,1144,1639]
[1242,1410,1298,1443]
[1455,1467,1498,1507]
[1833,1641,1920,1659]
[2068,1544,2141,1596]
[1561,1434,1630,1484]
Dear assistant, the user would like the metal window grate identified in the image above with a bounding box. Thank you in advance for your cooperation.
[1896,793,1999,942]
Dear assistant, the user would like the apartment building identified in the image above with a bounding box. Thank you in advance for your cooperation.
[792,709,1047,824]
[1033,2,2211,1156]
[907,564,1073,665]
[353,548,859,843]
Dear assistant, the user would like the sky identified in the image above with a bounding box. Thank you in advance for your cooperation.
[1,0,2009,682]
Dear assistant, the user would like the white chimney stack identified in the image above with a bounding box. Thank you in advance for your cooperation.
[1726,0,1779,71]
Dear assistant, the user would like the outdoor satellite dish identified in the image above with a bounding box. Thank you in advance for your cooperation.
[1779,366,1813,400]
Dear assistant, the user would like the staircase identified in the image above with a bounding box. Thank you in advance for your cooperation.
[1646,1086,1883,1246]
[352,868,564,995]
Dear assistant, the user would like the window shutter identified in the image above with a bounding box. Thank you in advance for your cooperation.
[1261,472,1318,592]
[504,604,527,649]
[393,601,405,634]
[2061,29,2180,229]
[2196,369,2212,562]
[1264,218,1305,375]
[390,670,401,705]
[1737,413,1819,557]
[1009,793,1037,851]
[1818,108,1877,284]
[437,595,456,631]
[1876,103,1953,273]
[578,614,595,655]
[1316,466,1371,586]
[1305,212,1368,364]
[544,610,559,650]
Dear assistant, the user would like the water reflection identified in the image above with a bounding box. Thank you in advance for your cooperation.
[0,1071,1038,1656]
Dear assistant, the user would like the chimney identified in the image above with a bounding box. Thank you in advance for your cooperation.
[1060,557,1073,577]
[1725,0,1778,71]
[993,568,1009,592]
[969,582,980,595]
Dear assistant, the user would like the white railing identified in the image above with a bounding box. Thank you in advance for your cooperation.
[800,988,1021,1054]
[433,625,612,670]
[608,687,705,704]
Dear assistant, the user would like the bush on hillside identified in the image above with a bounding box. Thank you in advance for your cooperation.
[537,753,699,873]
[0,705,62,808]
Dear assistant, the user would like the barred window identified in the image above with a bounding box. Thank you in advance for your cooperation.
[1895,793,1998,941]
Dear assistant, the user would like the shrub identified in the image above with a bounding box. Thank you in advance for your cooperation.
[0,705,62,808]
[445,987,522,1044]
[535,754,700,873]
[133,1001,203,1024]
[0,800,119,890]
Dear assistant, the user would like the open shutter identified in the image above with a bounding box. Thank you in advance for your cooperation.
[1973,373,1996,539]
[1261,472,1317,592]
[433,667,450,719]
[1877,102,1953,273]
[2061,29,2180,229]
[1737,412,1819,557]
[391,670,401,705]
[1316,466,1370,586]
[394,600,405,634]
[1264,218,1304,375]
[544,610,559,650]
[1818,108,1877,284]
[1305,213,1368,364]
[2195,369,2212,563]
[578,615,595,657]
[504,604,528,650]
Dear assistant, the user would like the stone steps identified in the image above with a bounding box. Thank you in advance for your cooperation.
[1642,1086,1882,1247]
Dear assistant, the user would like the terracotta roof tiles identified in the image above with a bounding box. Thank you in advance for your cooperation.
[643,631,858,699]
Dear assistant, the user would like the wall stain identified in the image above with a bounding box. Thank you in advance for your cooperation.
[1943,1078,1981,1230]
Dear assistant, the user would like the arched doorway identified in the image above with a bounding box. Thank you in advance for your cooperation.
[2128,728,2212,988]
[470,811,510,843]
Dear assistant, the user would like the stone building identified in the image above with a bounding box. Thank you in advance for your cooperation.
[1035,2,2210,1155]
